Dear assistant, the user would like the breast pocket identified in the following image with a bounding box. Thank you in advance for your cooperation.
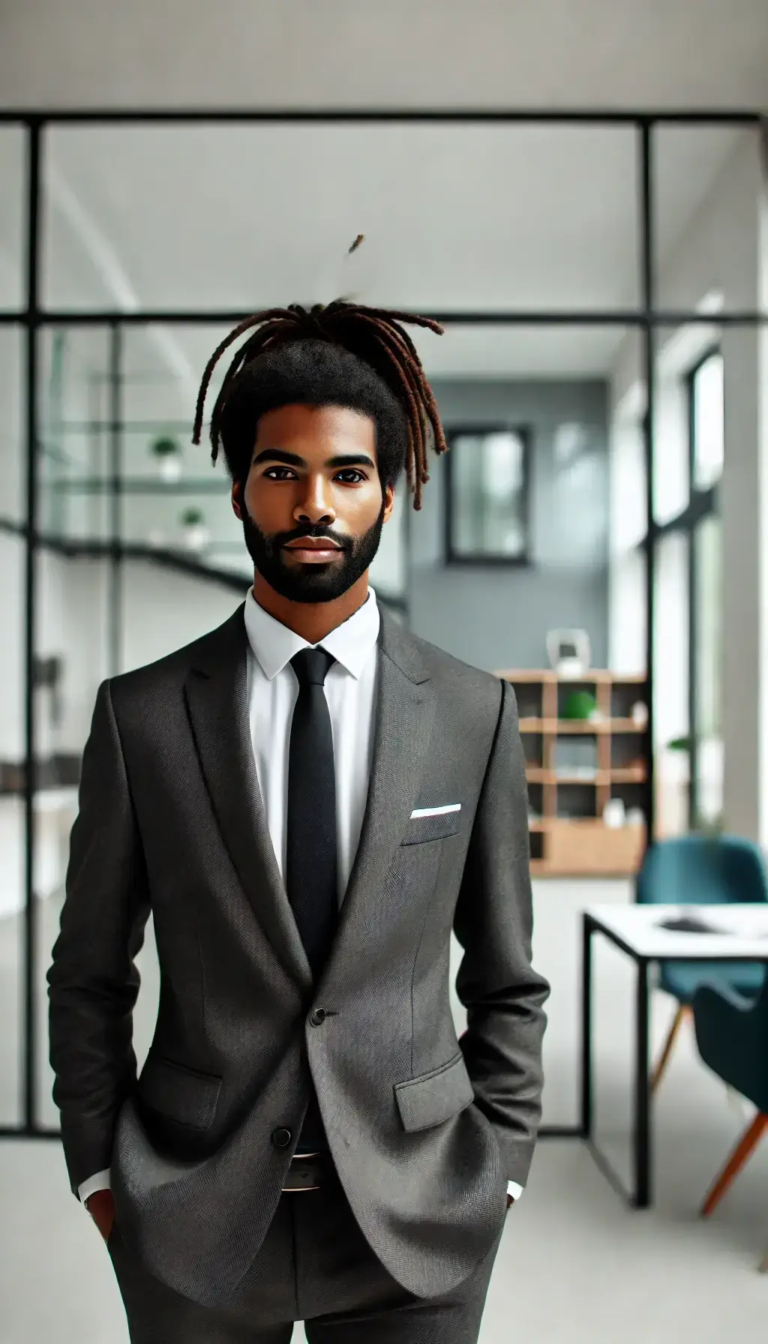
[401,806,462,846]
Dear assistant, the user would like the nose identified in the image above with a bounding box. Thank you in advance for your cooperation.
[294,474,336,527]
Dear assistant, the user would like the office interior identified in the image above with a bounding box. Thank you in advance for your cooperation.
[2,5,768,1341]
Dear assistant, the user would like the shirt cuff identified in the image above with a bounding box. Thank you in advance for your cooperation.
[506,1180,524,1201]
[78,1169,112,1204]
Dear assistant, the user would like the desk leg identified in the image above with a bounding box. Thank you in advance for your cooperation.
[633,957,651,1208]
[580,917,593,1140]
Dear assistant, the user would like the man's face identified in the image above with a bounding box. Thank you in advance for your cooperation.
[232,404,395,604]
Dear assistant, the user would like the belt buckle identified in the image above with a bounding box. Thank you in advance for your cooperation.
[282,1153,323,1193]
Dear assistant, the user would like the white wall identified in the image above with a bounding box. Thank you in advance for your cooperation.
[609,129,768,841]
[121,561,243,672]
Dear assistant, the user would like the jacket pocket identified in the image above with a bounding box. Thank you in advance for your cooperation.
[400,810,462,846]
[138,1056,222,1131]
[394,1051,475,1131]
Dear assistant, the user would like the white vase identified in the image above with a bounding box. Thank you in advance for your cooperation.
[158,456,182,483]
[183,524,209,552]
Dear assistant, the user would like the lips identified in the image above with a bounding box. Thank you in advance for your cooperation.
[284,537,342,552]
[282,536,345,563]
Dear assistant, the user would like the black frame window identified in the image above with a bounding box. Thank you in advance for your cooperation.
[0,105,766,1148]
[444,425,531,565]
[652,345,722,831]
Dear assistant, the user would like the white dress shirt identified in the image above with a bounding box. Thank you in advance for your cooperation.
[78,586,522,1205]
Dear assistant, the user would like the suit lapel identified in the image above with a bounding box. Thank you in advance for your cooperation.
[184,604,312,993]
[320,608,436,996]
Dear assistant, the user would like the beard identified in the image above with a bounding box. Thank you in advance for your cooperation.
[241,498,386,604]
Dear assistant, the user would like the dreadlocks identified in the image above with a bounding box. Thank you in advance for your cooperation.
[192,301,448,510]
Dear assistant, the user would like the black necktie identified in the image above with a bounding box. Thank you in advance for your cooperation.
[286,647,338,981]
[286,648,337,1153]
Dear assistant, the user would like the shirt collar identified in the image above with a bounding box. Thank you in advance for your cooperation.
[243,585,381,681]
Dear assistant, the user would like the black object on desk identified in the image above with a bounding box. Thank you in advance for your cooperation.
[657,915,717,934]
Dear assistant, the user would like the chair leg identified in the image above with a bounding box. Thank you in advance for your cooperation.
[700,1113,768,1217]
[651,1003,690,1093]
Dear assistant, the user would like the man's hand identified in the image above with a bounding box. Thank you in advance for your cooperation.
[85,1189,116,1243]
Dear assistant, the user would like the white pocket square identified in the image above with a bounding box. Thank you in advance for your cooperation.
[410,804,461,819]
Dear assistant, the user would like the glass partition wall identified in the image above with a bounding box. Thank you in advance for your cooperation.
[0,110,765,1141]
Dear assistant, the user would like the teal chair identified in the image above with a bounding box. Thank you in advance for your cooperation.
[636,834,768,1092]
[692,976,768,1217]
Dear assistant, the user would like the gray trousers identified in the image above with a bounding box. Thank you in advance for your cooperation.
[107,1163,506,1343]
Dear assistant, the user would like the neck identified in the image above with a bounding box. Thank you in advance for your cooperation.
[252,572,371,643]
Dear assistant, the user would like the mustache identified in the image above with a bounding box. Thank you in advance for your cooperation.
[277,525,351,551]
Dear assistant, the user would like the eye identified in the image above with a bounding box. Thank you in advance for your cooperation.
[263,466,298,480]
[334,469,367,484]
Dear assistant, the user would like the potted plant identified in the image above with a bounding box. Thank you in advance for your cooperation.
[180,507,209,551]
[150,435,183,483]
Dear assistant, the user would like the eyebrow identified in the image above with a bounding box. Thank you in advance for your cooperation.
[253,448,376,470]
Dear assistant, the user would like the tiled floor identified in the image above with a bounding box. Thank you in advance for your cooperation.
[1,883,767,1342]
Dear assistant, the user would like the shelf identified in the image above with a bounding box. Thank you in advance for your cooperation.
[500,668,648,876]
[529,817,645,830]
[498,669,647,685]
[519,717,645,734]
[526,767,646,785]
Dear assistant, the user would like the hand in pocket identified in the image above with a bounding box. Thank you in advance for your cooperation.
[85,1189,116,1243]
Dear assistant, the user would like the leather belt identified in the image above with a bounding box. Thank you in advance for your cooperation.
[281,1152,329,1192]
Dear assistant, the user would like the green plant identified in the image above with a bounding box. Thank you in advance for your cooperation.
[562,690,598,721]
[667,736,692,751]
[151,435,181,457]
[180,507,204,527]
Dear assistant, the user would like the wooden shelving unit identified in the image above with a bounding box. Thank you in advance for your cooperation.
[495,668,649,877]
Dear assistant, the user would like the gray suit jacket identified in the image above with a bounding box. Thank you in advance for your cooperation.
[48,602,549,1309]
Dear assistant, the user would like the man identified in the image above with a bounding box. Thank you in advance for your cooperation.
[48,300,550,1343]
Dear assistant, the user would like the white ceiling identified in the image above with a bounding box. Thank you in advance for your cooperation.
[1,0,768,111]
[1,0,765,383]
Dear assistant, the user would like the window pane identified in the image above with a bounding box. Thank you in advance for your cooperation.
[0,125,25,311]
[0,325,24,524]
[0,325,24,1125]
[39,326,112,541]
[653,532,689,838]
[693,514,722,826]
[692,352,724,490]
[652,330,691,524]
[450,430,527,559]
[43,124,639,311]
[33,512,113,1125]
[654,125,766,315]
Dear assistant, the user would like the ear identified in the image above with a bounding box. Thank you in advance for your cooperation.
[231,479,243,520]
[382,482,396,524]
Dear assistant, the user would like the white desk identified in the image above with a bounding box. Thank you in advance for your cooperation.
[581,903,768,1209]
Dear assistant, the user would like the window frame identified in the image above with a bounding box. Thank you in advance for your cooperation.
[443,422,532,567]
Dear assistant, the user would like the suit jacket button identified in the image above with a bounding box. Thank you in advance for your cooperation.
[271,1128,292,1149]
[310,1009,327,1026]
